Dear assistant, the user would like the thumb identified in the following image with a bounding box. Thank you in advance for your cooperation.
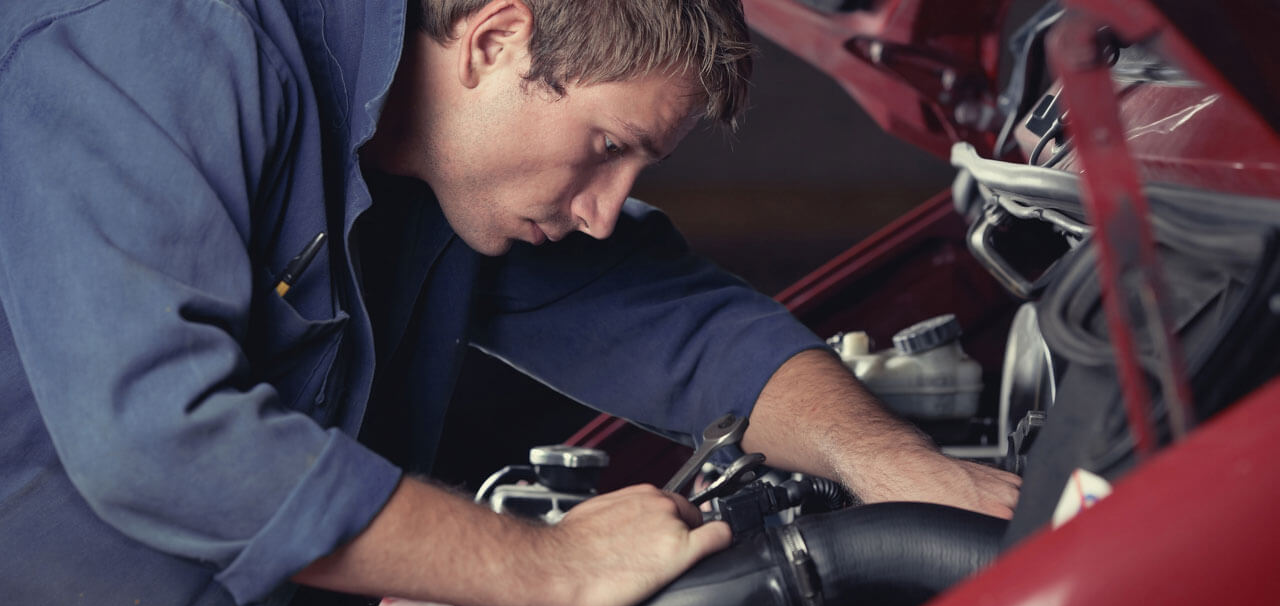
[685,520,732,562]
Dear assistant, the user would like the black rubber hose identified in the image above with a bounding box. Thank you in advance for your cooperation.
[639,526,795,606]
[643,502,1007,606]
[806,477,853,510]
[801,503,1007,605]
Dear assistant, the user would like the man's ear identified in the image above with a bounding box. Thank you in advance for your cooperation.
[457,0,533,89]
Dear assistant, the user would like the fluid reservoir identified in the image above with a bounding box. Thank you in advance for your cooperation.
[830,315,983,420]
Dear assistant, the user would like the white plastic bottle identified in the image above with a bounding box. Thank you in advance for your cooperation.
[830,315,983,419]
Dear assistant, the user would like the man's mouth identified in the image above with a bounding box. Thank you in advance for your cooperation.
[528,221,568,244]
[527,221,548,245]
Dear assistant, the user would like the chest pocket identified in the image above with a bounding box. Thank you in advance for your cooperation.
[245,272,349,414]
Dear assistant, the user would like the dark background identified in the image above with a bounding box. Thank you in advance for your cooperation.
[431,33,957,490]
[630,35,954,296]
[631,0,1050,297]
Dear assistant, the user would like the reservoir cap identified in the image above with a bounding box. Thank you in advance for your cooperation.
[893,314,962,355]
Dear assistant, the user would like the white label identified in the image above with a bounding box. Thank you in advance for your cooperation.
[1051,468,1113,528]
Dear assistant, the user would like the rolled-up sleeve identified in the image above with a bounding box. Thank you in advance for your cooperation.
[473,199,827,449]
[0,3,398,603]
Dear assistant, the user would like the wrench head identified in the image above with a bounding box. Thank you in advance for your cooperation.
[721,452,766,484]
[663,413,751,495]
[701,413,749,445]
[690,452,767,505]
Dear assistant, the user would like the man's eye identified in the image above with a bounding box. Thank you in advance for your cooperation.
[604,135,623,156]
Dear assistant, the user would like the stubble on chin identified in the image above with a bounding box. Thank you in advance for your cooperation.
[424,136,521,258]
[469,234,515,257]
[443,198,516,257]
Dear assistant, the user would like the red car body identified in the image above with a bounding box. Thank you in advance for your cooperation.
[568,1,1280,603]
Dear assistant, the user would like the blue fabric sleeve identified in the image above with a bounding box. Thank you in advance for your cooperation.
[0,3,399,603]
[473,199,828,450]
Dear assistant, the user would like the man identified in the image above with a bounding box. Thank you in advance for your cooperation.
[0,0,1018,604]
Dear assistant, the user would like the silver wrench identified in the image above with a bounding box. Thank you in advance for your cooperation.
[689,452,766,506]
[663,413,748,494]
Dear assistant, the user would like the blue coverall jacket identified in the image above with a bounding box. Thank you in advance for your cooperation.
[0,0,824,603]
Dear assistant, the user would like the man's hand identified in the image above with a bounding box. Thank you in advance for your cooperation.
[547,485,732,606]
[297,478,730,606]
[852,446,1021,519]
[743,349,1022,519]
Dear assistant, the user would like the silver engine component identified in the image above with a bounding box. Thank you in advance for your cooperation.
[476,445,609,524]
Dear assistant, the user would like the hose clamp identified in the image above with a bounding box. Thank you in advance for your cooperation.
[778,524,825,606]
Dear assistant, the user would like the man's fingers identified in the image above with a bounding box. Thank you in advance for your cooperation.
[666,491,705,528]
[961,460,1020,484]
[686,520,732,561]
[945,459,1023,518]
[984,474,1020,517]
[983,467,1021,486]
[991,468,1023,488]
[979,469,1020,501]
[594,485,706,528]
[981,467,1022,507]
[1000,478,1021,505]
[984,504,1015,520]
[547,485,735,605]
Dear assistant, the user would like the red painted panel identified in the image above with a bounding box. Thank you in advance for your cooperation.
[928,376,1280,606]
[742,0,1010,158]
[566,10,1280,603]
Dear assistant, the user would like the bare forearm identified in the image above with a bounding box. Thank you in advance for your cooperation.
[292,478,731,606]
[293,477,566,606]
[740,349,934,491]
[741,349,1020,517]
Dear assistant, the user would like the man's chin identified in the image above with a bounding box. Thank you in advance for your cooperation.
[456,233,515,257]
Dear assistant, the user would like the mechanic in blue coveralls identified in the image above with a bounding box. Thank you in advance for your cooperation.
[0,0,1020,604]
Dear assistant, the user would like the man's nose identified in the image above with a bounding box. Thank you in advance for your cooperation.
[572,168,640,240]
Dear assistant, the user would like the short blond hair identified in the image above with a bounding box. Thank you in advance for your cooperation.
[414,0,754,129]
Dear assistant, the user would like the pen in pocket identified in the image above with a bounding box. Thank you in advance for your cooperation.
[274,232,326,297]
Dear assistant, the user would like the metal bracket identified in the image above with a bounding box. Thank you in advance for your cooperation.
[845,36,1000,133]
[778,524,825,606]
[1046,10,1196,454]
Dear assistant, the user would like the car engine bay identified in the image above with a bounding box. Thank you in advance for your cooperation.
[463,1,1280,605]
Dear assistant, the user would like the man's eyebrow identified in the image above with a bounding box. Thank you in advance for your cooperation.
[615,117,672,163]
